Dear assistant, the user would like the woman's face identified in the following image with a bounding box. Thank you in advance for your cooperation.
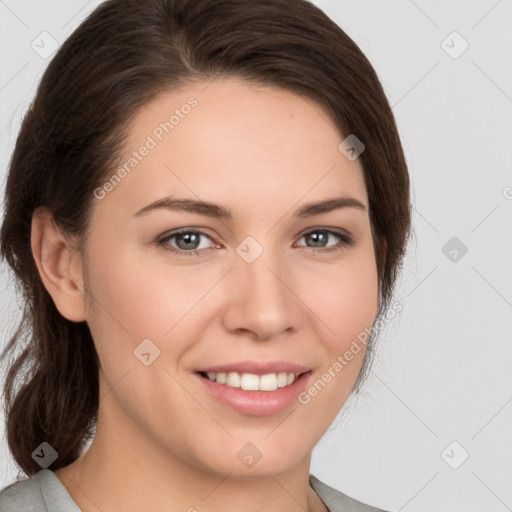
[80,77,379,478]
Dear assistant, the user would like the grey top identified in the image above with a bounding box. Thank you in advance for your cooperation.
[0,469,389,511]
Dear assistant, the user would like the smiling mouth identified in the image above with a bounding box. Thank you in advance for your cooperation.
[197,370,310,392]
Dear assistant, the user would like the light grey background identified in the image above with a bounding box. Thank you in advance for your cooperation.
[1,1,511,511]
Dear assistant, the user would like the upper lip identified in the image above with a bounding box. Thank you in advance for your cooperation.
[195,360,312,376]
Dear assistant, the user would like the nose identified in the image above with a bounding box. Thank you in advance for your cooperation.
[221,243,303,341]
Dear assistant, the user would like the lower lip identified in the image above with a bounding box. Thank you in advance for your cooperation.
[195,372,312,416]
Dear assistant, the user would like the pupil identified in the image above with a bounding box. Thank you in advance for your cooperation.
[177,232,199,250]
[308,232,326,248]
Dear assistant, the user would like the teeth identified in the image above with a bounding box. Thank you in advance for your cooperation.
[259,373,277,391]
[226,372,241,387]
[241,372,260,390]
[277,372,288,388]
[204,371,298,391]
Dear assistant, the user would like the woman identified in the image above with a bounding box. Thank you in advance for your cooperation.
[0,0,411,510]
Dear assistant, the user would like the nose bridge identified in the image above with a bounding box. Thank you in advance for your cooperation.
[223,234,298,338]
[237,234,288,303]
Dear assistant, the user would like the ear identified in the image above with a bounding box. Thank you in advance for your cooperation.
[31,207,87,322]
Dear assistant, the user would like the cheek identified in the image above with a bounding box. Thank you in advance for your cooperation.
[302,250,379,349]
[292,262,378,451]
[84,243,215,343]
[297,257,378,416]
[82,248,200,423]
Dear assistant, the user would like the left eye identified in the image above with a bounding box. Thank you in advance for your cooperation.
[158,229,216,255]
[158,228,353,256]
[296,229,353,251]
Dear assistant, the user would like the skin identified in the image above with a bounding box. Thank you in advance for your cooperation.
[31,77,380,512]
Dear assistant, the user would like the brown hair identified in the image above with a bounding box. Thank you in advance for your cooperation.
[0,0,411,476]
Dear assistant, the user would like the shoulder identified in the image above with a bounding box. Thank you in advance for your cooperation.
[0,469,48,511]
[0,469,80,512]
[310,474,391,512]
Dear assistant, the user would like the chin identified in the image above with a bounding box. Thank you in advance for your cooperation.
[189,436,310,480]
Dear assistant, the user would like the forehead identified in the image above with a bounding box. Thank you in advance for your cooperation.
[97,77,368,220]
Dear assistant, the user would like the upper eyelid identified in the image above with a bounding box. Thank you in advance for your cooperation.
[159,228,216,244]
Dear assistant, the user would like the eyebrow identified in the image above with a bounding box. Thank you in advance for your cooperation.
[134,195,366,220]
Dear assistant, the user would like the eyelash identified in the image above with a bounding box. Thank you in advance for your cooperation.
[157,227,354,257]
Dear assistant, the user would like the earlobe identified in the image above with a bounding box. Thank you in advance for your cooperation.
[31,207,87,322]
